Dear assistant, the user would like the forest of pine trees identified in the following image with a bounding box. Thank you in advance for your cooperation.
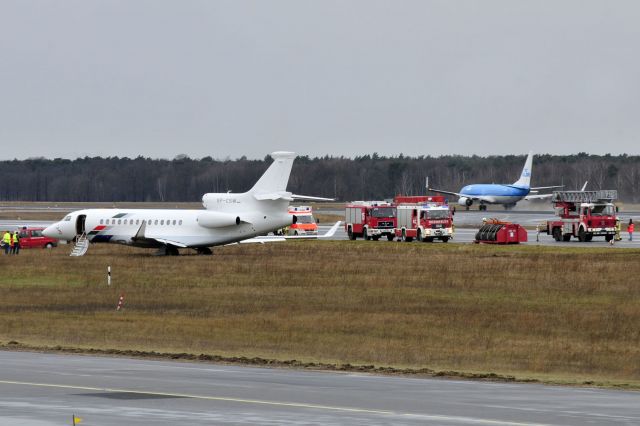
[1,153,638,202]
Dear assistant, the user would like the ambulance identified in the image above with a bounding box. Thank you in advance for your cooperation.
[286,206,318,236]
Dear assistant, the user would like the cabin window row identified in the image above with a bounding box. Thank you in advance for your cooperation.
[99,219,183,226]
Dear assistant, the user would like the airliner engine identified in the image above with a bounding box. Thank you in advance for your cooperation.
[197,211,241,228]
[458,197,473,207]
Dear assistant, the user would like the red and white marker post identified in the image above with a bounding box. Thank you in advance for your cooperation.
[116,293,125,311]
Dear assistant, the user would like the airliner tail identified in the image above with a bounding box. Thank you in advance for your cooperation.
[512,151,533,188]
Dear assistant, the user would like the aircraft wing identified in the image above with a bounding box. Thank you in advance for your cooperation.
[284,221,341,239]
[291,194,335,201]
[427,187,464,198]
[254,191,334,202]
[153,237,189,248]
[244,221,342,244]
[133,222,190,248]
[530,185,563,190]
[238,236,287,244]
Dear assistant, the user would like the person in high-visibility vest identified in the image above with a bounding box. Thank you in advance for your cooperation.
[12,231,20,255]
[629,219,635,241]
[2,231,11,255]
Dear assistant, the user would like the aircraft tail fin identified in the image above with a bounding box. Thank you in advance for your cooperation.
[249,152,296,195]
[512,151,533,188]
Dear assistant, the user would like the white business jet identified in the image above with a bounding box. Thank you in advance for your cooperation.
[42,152,338,256]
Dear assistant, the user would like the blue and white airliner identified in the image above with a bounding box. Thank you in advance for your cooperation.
[428,152,561,210]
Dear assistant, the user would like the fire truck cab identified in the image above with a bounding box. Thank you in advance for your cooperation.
[287,206,318,236]
[545,190,618,242]
[395,198,454,243]
[344,202,396,241]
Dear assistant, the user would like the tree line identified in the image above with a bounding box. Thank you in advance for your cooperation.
[1,153,638,203]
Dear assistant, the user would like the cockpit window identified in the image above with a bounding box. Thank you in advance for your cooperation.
[63,216,71,221]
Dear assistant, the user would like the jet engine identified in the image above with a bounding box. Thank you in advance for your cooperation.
[458,197,473,207]
[197,211,241,228]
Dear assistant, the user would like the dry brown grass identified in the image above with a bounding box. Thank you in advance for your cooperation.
[314,213,343,223]
[0,241,639,386]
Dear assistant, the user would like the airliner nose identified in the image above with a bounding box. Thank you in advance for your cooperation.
[42,223,59,239]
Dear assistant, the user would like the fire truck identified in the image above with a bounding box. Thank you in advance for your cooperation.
[394,196,454,242]
[544,190,618,242]
[287,206,318,236]
[344,202,396,241]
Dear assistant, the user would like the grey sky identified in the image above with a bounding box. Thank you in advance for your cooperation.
[1,1,639,160]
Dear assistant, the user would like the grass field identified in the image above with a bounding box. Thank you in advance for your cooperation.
[0,241,639,388]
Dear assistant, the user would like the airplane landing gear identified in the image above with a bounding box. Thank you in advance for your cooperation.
[153,246,180,256]
[197,247,213,255]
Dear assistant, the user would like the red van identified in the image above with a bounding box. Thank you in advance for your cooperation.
[17,227,58,249]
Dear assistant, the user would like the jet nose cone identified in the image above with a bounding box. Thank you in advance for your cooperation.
[42,224,58,239]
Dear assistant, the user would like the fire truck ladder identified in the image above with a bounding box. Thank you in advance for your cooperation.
[551,190,617,203]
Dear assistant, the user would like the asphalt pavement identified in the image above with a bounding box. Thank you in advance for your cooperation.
[0,351,638,425]
[1,208,639,248]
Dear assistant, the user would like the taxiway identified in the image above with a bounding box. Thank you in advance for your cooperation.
[0,351,638,425]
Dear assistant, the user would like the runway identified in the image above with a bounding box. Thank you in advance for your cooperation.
[316,226,640,248]
[0,351,638,425]
[1,223,638,250]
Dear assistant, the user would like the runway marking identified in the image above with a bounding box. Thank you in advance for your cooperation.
[0,379,553,425]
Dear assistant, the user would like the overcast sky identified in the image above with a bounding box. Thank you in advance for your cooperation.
[1,1,639,160]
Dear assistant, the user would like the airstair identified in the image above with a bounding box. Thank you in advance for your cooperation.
[70,233,89,257]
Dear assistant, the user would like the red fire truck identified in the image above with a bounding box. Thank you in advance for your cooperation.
[544,190,618,242]
[394,196,454,242]
[344,202,396,241]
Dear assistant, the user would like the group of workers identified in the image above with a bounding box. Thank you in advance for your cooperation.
[607,219,634,243]
[1,230,20,255]
[611,218,634,243]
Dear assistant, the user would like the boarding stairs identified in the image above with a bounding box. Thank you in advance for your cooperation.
[70,233,89,257]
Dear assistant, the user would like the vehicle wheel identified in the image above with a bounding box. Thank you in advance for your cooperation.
[348,227,356,240]
[585,234,593,242]
[372,236,380,241]
[45,243,53,249]
[552,227,562,242]
[578,227,586,242]
[363,228,370,241]
[387,234,394,241]
[425,237,434,243]
[605,234,614,242]
[441,237,449,243]
[562,234,571,242]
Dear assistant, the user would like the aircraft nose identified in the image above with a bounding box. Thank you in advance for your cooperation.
[42,223,59,239]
